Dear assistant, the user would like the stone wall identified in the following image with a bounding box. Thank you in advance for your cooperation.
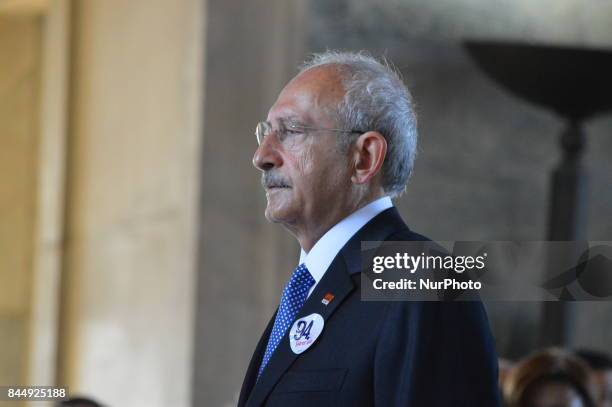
[0,15,41,395]
[308,0,612,358]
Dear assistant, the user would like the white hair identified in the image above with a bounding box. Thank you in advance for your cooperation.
[299,51,418,198]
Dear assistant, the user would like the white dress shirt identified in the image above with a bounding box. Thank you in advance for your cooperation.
[299,196,393,298]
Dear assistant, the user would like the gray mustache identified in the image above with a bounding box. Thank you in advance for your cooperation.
[261,172,292,188]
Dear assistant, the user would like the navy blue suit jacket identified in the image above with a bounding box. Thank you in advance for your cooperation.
[238,207,501,407]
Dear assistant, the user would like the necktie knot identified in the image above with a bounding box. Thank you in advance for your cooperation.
[258,263,315,379]
[287,263,315,293]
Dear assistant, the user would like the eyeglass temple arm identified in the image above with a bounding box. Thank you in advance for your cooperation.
[294,125,366,134]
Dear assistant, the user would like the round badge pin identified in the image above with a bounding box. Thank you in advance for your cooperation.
[289,313,324,354]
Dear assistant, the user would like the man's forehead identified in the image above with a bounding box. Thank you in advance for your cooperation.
[268,65,346,122]
[287,65,346,96]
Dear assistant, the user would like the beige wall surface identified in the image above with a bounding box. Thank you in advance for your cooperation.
[27,0,70,389]
[0,15,41,392]
[0,0,48,16]
[58,0,204,406]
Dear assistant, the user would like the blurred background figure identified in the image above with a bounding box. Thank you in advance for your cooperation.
[499,358,515,388]
[57,396,103,407]
[504,348,597,407]
[576,349,612,407]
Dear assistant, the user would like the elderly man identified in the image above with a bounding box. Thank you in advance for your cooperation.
[238,51,500,407]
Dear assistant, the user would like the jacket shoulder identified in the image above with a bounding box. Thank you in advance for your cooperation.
[387,228,431,242]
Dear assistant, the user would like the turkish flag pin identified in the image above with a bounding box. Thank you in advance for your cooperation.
[321,293,335,306]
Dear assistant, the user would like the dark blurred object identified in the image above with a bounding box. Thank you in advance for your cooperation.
[464,41,612,348]
[576,349,612,407]
[504,348,597,407]
[464,41,612,120]
[57,396,104,407]
[541,245,612,300]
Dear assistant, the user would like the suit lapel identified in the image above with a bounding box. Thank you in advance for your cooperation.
[238,311,276,407]
[245,256,355,407]
[244,207,408,406]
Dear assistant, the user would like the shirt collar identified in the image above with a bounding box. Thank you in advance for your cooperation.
[299,196,393,288]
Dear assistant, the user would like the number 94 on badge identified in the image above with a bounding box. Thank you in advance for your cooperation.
[289,313,324,354]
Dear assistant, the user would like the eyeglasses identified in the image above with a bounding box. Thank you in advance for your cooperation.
[255,119,365,146]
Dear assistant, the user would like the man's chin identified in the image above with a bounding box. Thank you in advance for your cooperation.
[264,205,294,226]
[264,208,284,224]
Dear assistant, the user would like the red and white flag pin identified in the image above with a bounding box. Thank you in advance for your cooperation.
[321,293,335,306]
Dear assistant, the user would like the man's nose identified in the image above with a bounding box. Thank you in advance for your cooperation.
[252,135,283,171]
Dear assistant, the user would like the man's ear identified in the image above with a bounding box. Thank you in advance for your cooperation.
[350,131,387,185]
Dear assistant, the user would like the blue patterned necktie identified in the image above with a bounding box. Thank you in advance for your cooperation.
[258,263,315,379]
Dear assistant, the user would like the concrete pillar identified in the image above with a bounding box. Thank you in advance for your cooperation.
[28,0,71,389]
[58,1,205,406]
[0,10,42,391]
